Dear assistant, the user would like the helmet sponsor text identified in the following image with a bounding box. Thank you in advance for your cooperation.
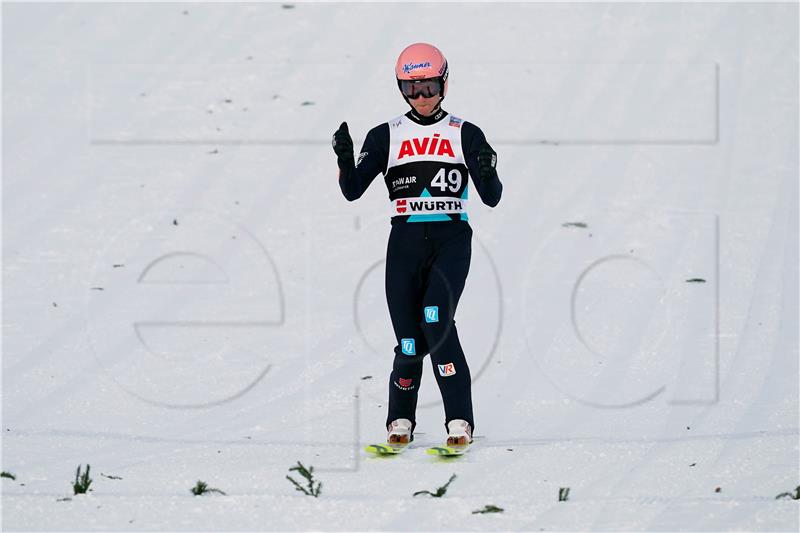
[402,61,432,74]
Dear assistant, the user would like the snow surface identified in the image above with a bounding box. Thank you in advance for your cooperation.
[2,2,798,531]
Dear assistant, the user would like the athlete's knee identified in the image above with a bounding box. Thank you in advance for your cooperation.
[392,350,425,369]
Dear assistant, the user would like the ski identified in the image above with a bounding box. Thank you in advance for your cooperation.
[364,442,410,455]
[426,442,471,457]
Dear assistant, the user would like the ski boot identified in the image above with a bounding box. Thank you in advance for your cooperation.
[446,419,473,446]
[387,418,413,444]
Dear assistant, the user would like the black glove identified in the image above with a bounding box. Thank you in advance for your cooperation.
[477,143,498,181]
[332,121,354,169]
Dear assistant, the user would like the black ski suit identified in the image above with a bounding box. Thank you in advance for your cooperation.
[338,108,502,434]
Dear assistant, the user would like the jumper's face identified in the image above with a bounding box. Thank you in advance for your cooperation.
[408,93,442,117]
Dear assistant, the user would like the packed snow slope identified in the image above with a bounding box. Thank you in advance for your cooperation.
[2,2,798,531]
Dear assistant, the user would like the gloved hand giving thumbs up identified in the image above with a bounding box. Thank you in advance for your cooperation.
[332,121,355,169]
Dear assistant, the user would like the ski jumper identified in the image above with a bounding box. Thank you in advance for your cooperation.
[338,108,502,433]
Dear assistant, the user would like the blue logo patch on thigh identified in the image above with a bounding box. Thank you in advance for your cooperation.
[424,306,439,323]
[401,338,416,356]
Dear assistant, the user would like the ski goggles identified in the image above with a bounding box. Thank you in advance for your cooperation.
[399,78,443,99]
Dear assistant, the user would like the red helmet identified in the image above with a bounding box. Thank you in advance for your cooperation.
[395,43,449,100]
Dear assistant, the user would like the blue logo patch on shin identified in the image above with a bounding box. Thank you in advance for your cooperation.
[424,306,439,323]
[401,338,416,356]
